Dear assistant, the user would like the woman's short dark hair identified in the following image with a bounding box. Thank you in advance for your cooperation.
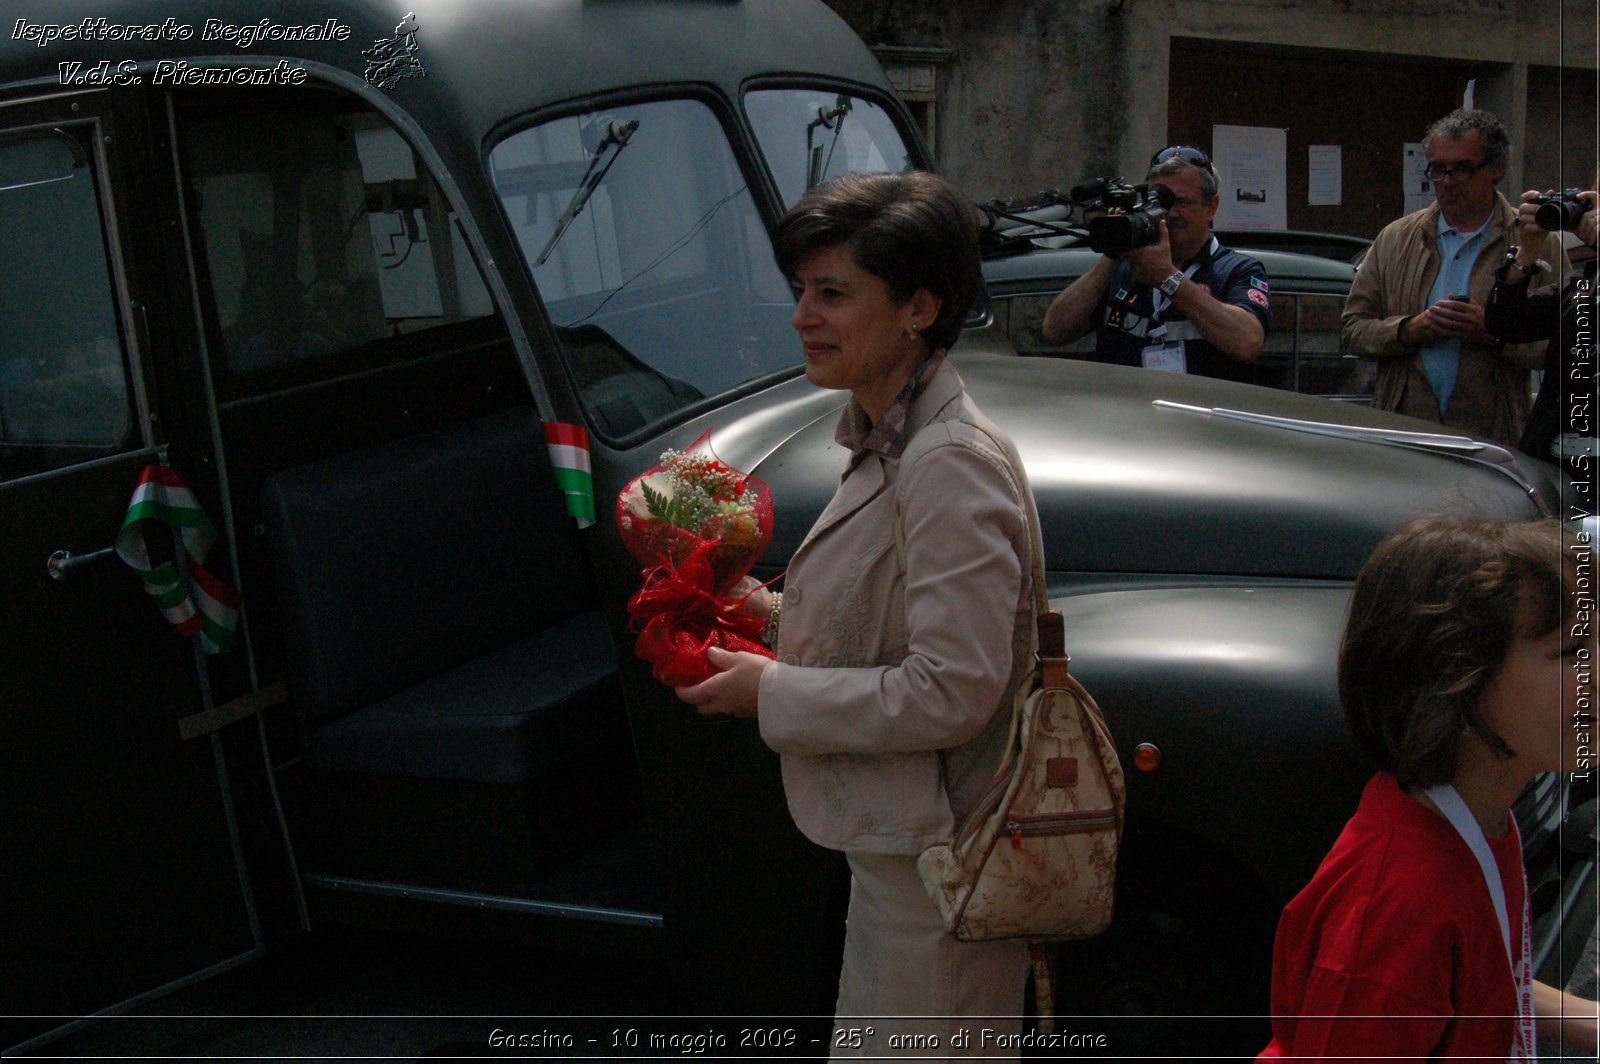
[773,170,982,352]
[1340,517,1574,787]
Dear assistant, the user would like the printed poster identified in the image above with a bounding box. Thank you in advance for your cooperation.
[1308,145,1342,206]
[1212,124,1287,230]
[1403,142,1433,215]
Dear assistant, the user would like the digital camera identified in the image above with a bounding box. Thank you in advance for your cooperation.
[1533,189,1589,232]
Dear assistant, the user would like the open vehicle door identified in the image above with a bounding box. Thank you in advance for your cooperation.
[1,95,264,1052]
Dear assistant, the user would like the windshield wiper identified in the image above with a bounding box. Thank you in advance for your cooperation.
[535,118,639,266]
[805,95,851,189]
[1153,399,1552,516]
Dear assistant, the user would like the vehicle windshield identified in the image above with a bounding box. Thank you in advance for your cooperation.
[744,88,915,206]
[491,98,798,441]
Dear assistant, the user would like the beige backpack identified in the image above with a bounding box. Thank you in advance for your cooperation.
[915,432,1125,1026]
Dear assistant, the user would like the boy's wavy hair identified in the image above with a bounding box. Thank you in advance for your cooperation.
[774,170,982,353]
[1340,517,1576,787]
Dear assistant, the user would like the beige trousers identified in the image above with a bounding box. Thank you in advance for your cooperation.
[831,850,1028,1061]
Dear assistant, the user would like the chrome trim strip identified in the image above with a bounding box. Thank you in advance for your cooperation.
[91,111,157,454]
[1534,856,1597,976]
[209,728,264,949]
[303,874,665,928]
[0,88,107,110]
[1155,400,1549,515]
[1,947,263,1056]
[0,445,161,492]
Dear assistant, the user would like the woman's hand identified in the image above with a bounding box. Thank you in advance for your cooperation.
[675,646,771,717]
[727,576,774,621]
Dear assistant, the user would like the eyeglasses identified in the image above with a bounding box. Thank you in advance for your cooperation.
[1423,159,1489,182]
[1152,145,1214,173]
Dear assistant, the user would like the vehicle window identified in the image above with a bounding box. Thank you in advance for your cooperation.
[991,293,1097,358]
[996,286,1373,400]
[745,88,915,207]
[180,105,494,383]
[491,98,796,439]
[0,128,136,480]
[1262,293,1371,399]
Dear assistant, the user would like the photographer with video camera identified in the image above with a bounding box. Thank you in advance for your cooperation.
[1040,145,1271,382]
[1485,180,1598,475]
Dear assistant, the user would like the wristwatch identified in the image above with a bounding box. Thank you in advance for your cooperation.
[1158,271,1185,297]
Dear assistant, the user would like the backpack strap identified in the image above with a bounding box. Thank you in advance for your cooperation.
[970,426,1068,680]
[1029,941,1059,1034]
[888,423,1067,675]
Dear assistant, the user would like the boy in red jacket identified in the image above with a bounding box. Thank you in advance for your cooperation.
[1260,518,1596,1060]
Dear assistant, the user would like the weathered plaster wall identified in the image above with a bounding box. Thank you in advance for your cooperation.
[825,0,1596,213]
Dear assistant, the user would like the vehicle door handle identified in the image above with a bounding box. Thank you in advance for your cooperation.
[47,546,118,582]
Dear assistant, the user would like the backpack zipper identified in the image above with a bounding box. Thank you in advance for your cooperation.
[1005,810,1119,848]
[955,775,1013,851]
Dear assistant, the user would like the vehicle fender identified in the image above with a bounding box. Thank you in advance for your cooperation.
[1053,582,1368,904]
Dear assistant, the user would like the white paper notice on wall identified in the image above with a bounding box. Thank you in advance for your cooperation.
[1403,142,1433,215]
[1308,145,1342,206]
[1212,125,1286,229]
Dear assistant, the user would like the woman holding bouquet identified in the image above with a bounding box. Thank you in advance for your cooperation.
[677,170,1041,1054]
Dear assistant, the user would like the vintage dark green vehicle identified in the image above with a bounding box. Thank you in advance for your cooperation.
[2,0,1592,1055]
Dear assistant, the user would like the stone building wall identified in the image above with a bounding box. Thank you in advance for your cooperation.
[825,0,1596,237]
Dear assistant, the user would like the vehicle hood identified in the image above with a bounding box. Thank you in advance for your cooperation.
[733,349,1550,580]
[983,244,1356,295]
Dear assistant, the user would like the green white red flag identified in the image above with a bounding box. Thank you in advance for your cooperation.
[115,464,241,654]
[544,421,596,528]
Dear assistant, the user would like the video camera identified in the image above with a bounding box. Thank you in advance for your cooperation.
[1070,178,1175,255]
[1533,189,1590,232]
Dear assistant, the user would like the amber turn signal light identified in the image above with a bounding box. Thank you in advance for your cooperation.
[1132,743,1162,772]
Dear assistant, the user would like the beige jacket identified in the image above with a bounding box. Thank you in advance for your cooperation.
[1342,194,1565,447]
[757,360,1039,855]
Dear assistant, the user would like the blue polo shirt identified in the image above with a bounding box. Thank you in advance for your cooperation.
[1421,213,1491,414]
[1090,237,1273,384]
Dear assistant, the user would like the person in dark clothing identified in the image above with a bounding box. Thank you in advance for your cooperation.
[1485,183,1598,475]
[1042,145,1271,384]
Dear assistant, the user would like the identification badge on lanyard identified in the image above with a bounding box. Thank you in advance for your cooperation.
[1141,342,1186,373]
[1424,784,1536,1060]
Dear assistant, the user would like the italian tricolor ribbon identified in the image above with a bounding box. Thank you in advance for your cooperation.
[544,421,596,528]
[115,464,241,654]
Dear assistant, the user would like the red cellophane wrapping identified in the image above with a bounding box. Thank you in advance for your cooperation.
[615,432,776,686]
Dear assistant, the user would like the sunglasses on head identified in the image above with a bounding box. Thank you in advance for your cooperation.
[1152,145,1214,173]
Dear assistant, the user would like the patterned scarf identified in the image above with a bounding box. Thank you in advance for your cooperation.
[835,348,947,465]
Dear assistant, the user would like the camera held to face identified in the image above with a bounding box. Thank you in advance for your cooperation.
[1070,178,1175,255]
[1533,189,1589,232]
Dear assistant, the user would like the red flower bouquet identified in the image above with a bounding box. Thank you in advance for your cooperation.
[616,432,776,686]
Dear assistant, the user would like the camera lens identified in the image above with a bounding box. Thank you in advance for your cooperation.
[1534,193,1586,232]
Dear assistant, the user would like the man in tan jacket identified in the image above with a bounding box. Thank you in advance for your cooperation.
[1343,109,1566,447]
